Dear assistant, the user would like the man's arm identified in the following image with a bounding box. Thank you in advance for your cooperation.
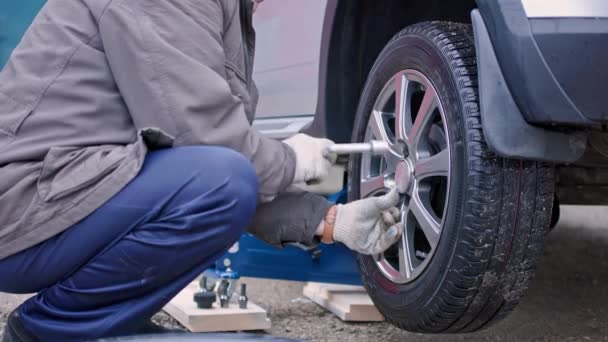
[97,0,295,199]
[247,192,333,246]
[249,190,404,255]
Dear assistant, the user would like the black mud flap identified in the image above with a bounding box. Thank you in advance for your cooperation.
[471,9,587,163]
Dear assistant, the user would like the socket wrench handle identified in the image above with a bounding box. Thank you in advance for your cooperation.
[305,140,390,187]
[324,140,390,158]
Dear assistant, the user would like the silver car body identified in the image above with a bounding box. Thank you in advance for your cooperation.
[252,0,327,139]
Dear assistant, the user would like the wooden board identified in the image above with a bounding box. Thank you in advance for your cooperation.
[164,281,271,332]
[303,282,384,322]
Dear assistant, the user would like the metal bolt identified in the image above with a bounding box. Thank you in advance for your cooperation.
[238,284,248,309]
[220,286,230,308]
[220,294,229,308]
[401,141,410,159]
[200,277,208,292]
[415,250,429,259]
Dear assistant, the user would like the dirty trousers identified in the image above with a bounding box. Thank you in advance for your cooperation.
[0,146,258,341]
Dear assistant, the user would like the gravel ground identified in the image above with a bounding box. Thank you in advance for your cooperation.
[2,205,608,341]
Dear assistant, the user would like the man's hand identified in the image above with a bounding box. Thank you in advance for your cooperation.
[331,189,404,255]
[283,134,336,185]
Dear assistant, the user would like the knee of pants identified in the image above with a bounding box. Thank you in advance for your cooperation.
[184,146,258,239]
[218,152,258,240]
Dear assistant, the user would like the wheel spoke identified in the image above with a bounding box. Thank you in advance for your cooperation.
[410,191,441,248]
[407,87,438,148]
[414,148,450,180]
[369,110,393,143]
[398,227,413,280]
[360,175,386,198]
[394,72,409,141]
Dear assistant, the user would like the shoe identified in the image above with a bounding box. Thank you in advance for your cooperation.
[1,309,37,342]
[2,310,180,341]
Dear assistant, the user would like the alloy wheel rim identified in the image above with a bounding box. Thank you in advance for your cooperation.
[360,69,451,284]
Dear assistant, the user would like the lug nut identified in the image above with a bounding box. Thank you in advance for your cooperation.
[238,284,248,309]
[193,277,216,309]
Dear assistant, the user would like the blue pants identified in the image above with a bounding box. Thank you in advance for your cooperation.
[0,147,258,341]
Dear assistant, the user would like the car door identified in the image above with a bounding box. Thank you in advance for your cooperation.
[251,0,328,139]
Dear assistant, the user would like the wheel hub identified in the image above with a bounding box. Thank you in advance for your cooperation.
[394,160,413,195]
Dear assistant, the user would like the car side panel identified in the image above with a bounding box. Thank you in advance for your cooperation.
[477,0,608,125]
[252,0,327,119]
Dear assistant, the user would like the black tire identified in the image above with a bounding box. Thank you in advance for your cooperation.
[348,22,555,333]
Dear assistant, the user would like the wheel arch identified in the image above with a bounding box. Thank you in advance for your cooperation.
[305,0,477,143]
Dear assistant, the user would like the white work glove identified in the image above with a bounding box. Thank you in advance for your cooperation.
[333,189,404,255]
[283,134,336,184]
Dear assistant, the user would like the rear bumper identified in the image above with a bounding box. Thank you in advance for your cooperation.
[477,0,608,125]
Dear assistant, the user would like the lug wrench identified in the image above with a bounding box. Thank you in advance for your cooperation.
[324,140,390,157]
[323,140,390,164]
[326,140,405,193]
[305,140,391,188]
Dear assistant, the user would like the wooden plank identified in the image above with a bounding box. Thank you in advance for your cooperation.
[164,282,271,333]
[303,282,384,322]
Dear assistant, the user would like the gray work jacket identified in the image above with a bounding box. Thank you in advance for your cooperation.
[0,0,330,261]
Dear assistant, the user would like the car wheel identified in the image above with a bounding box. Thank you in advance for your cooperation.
[348,22,555,333]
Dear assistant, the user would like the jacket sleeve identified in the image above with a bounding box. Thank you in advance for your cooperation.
[247,191,334,246]
[97,0,296,198]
